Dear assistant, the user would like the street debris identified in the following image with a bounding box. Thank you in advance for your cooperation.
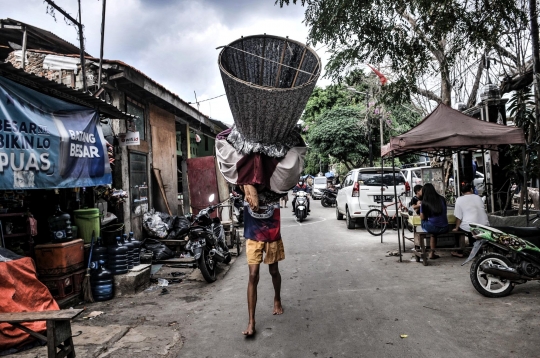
[400,334,408,339]
[83,311,104,319]
[170,272,186,277]
[159,288,169,295]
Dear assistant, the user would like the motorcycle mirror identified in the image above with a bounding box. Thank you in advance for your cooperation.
[209,194,215,202]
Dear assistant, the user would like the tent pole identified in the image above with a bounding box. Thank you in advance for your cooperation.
[523,146,529,226]
[392,153,402,262]
[381,154,384,243]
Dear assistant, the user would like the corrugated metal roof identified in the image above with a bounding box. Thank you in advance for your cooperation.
[19,49,211,123]
[0,18,89,56]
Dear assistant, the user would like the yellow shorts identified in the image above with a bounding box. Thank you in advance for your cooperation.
[246,239,285,265]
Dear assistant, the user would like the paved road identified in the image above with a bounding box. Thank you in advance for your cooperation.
[177,201,540,358]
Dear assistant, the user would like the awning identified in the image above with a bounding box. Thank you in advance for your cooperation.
[381,103,526,157]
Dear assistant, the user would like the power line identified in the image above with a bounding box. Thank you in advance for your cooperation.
[188,93,226,105]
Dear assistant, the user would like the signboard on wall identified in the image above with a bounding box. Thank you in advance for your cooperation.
[421,167,445,196]
[0,76,112,189]
[118,131,140,146]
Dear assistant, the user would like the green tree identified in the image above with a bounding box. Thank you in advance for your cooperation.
[277,0,523,108]
[302,69,370,124]
[302,148,330,175]
[308,106,370,170]
[505,87,540,213]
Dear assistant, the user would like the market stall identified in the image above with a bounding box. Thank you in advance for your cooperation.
[380,103,526,263]
[0,72,140,311]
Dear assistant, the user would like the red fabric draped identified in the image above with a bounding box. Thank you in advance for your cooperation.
[0,257,59,350]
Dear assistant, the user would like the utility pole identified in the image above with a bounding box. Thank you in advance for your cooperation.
[530,0,540,130]
[44,0,87,92]
[366,92,373,167]
[347,87,373,166]
[98,0,107,89]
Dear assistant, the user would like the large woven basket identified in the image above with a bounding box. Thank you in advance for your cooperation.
[218,34,320,149]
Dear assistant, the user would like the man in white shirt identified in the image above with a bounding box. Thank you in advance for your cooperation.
[451,184,490,257]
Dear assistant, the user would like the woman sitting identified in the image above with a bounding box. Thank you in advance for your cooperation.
[419,183,449,259]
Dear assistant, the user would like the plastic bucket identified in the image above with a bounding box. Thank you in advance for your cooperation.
[101,223,125,246]
[73,208,100,244]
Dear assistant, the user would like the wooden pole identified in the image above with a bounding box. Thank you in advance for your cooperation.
[275,39,288,87]
[392,153,402,262]
[291,47,307,88]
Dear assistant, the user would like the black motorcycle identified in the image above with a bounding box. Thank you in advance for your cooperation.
[463,215,540,297]
[231,191,244,225]
[320,188,337,207]
[185,194,231,283]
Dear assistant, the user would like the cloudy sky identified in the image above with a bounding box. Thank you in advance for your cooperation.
[1,0,333,124]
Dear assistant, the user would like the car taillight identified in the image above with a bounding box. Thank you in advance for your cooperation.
[352,181,359,197]
[405,181,411,193]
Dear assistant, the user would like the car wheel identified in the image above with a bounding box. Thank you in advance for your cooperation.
[336,206,344,220]
[346,208,355,229]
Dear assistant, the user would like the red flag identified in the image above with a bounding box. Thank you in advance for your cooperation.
[367,64,388,86]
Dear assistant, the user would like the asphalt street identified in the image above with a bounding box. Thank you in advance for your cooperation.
[176,201,540,358]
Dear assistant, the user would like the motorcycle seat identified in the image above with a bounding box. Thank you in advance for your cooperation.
[493,226,540,247]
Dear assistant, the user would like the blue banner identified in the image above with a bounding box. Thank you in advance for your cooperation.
[0,76,112,189]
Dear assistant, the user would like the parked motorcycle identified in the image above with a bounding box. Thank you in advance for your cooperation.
[185,194,231,283]
[320,188,337,207]
[231,190,244,225]
[293,191,309,222]
[463,217,540,297]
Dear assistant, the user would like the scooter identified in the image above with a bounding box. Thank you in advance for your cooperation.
[320,188,337,207]
[185,194,231,283]
[293,191,309,222]
[463,215,540,297]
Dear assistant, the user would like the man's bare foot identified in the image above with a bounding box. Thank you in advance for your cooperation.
[273,300,284,315]
[242,322,256,336]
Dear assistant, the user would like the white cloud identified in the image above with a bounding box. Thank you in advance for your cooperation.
[1,0,331,124]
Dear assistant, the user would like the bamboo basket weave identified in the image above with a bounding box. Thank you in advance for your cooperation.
[218,34,320,156]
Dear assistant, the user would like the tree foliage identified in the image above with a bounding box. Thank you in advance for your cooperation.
[308,106,370,170]
[505,87,540,182]
[301,72,422,173]
[302,69,370,124]
[277,0,524,108]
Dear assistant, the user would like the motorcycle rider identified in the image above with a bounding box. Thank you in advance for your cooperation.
[292,178,311,214]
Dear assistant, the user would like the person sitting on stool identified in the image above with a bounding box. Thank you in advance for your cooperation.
[451,183,490,258]
[420,183,449,260]
[409,184,423,215]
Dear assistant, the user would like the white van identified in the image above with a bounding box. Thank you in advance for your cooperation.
[312,176,328,200]
[401,166,428,189]
[336,167,407,229]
